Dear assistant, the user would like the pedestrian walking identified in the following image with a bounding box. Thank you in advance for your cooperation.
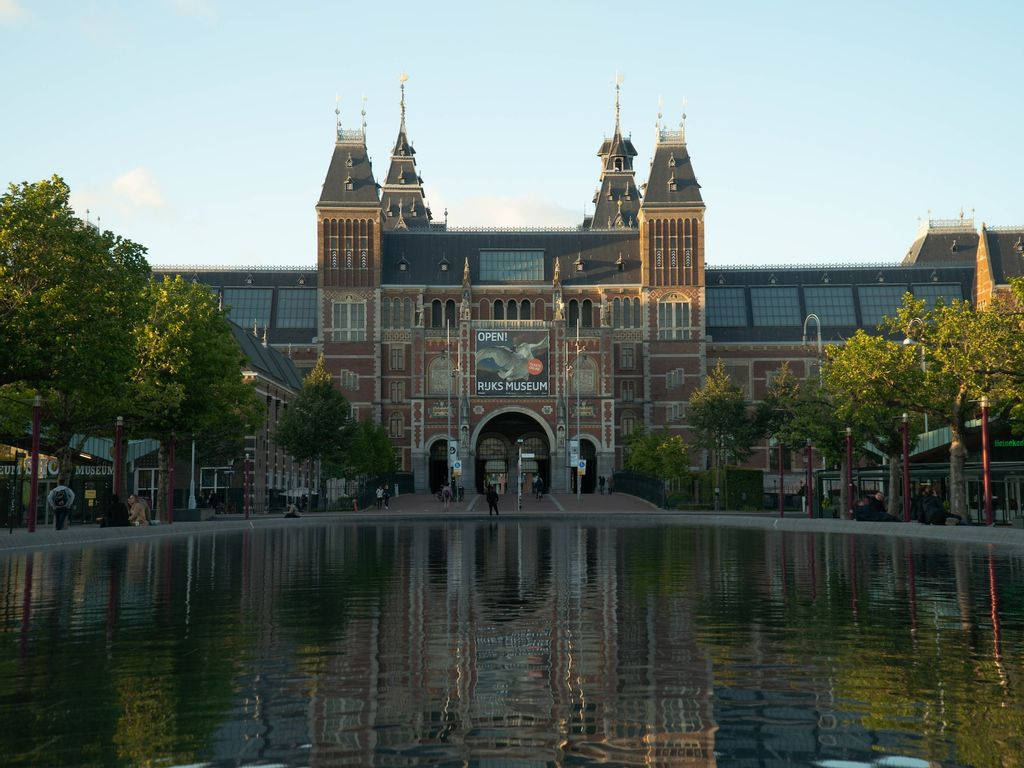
[47,483,75,530]
[375,485,384,510]
[442,482,452,509]
[486,484,500,516]
[534,475,544,500]
[382,485,391,510]
[599,475,606,495]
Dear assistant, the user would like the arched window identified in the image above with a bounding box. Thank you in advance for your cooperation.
[633,297,642,328]
[573,355,597,395]
[494,300,504,320]
[534,299,544,320]
[613,158,623,171]
[568,299,579,329]
[403,297,412,327]
[389,413,404,438]
[431,299,442,328]
[612,298,621,328]
[507,300,518,320]
[427,357,449,395]
[520,299,531,320]
[445,299,456,328]
[581,299,593,328]
[381,298,391,329]
[622,411,636,437]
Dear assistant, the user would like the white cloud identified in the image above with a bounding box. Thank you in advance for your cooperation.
[434,194,580,228]
[169,0,216,21]
[112,167,165,208]
[0,0,26,23]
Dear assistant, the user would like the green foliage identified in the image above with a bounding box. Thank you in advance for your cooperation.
[669,468,764,510]
[624,428,690,486]
[274,356,353,474]
[345,420,399,480]
[688,361,759,466]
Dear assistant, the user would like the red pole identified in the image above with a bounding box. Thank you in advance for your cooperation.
[777,442,784,517]
[981,396,993,525]
[166,436,175,524]
[805,442,813,518]
[27,395,41,533]
[845,426,854,518]
[901,413,911,522]
[244,452,252,520]
[113,416,123,499]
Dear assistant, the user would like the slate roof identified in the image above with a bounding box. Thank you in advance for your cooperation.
[381,124,432,230]
[982,227,1024,284]
[901,225,978,265]
[641,130,703,207]
[228,321,303,391]
[317,131,380,208]
[590,127,641,230]
[379,230,641,286]
[704,263,975,343]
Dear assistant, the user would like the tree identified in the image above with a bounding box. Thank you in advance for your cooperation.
[274,356,353,495]
[688,361,759,505]
[345,420,399,480]
[624,428,690,490]
[131,276,264,517]
[0,176,150,482]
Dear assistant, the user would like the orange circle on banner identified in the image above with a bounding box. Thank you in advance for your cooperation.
[527,358,543,376]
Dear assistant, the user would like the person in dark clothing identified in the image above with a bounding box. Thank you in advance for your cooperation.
[104,494,130,527]
[854,492,898,522]
[486,484,500,516]
[921,486,961,525]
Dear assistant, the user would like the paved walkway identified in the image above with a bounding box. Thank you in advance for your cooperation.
[2,494,1022,555]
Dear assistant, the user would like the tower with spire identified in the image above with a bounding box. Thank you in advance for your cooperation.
[381,73,433,230]
[589,74,641,230]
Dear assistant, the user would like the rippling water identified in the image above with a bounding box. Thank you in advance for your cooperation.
[1,521,1022,767]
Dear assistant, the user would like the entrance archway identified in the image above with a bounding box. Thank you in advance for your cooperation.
[474,411,551,495]
[569,437,597,494]
[428,439,448,494]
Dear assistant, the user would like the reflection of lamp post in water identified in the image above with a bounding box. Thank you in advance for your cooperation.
[517,438,524,513]
[575,316,583,501]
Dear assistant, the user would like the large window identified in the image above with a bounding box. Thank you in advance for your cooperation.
[479,250,544,282]
[383,297,413,329]
[613,297,643,328]
[331,300,366,341]
[858,285,907,328]
[224,288,272,329]
[750,286,800,326]
[705,288,747,327]
[275,289,316,328]
[803,286,856,326]
[912,283,962,309]
[657,300,691,340]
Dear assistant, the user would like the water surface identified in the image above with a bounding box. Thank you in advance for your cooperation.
[2,521,1022,767]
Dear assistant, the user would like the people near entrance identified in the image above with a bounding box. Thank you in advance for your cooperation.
[533,474,544,500]
[442,482,452,508]
[599,475,606,495]
[919,485,962,526]
[456,482,464,502]
[382,485,391,510]
[47,484,75,530]
[284,501,301,518]
[853,491,898,522]
[486,484,500,516]
[607,476,614,494]
[375,485,384,510]
[102,494,130,527]
[127,494,150,526]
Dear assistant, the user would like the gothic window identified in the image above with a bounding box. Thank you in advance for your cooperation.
[445,299,456,328]
[507,300,518,320]
[390,346,404,371]
[402,297,412,327]
[494,300,505,320]
[581,299,593,328]
[480,299,490,320]
[520,299,531,320]
[331,300,366,341]
[633,297,642,328]
[390,381,405,402]
[339,370,359,390]
[389,413,404,438]
[573,356,597,395]
[567,299,579,329]
[622,411,637,437]
[345,235,353,267]
[621,380,635,402]
[431,299,442,328]
[683,219,694,267]
[669,227,678,269]
[612,298,621,328]
[328,219,338,269]
[613,158,623,171]
[655,227,663,269]
[620,345,635,369]
[657,299,690,340]
[381,299,390,330]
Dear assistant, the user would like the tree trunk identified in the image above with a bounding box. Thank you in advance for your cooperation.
[887,452,901,518]
[949,419,968,520]
[839,452,849,519]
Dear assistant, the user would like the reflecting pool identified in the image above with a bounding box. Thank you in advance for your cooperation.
[2,521,1023,767]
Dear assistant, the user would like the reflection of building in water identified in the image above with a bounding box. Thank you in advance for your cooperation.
[293,523,717,766]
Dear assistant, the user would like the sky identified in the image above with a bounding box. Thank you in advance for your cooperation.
[2,0,1021,268]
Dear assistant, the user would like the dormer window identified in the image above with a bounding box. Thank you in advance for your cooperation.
[606,190,613,200]
[344,175,354,191]
[668,152,677,167]
[616,253,624,272]
[439,258,449,272]
[613,158,623,171]
[623,186,631,200]
[245,273,254,285]
[950,239,958,253]
[398,258,409,272]
[574,255,585,272]
[1014,237,1024,254]
[668,173,678,192]
[345,152,353,167]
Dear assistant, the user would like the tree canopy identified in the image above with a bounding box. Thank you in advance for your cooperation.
[274,356,353,475]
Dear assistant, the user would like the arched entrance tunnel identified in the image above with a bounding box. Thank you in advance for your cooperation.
[569,438,597,494]
[475,411,551,495]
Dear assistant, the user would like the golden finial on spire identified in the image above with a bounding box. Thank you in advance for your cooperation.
[399,72,409,129]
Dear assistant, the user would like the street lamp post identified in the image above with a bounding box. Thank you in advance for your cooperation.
[805,440,813,518]
[27,395,41,533]
[777,442,785,517]
[243,452,252,520]
[901,413,911,522]
[446,320,452,491]
[517,438,524,513]
[188,439,197,510]
[903,319,929,433]
[981,395,993,525]
[576,317,582,503]
[802,313,822,374]
[114,416,124,500]
[166,435,175,524]
[845,426,853,519]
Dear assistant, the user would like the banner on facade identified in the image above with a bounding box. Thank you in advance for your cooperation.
[475,329,549,397]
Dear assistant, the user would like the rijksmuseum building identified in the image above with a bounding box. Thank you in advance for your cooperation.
[160,84,1023,496]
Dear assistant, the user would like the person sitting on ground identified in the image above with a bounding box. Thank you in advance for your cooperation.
[284,501,301,518]
[127,494,150,526]
[854,491,898,522]
[104,494,130,527]
[921,486,961,525]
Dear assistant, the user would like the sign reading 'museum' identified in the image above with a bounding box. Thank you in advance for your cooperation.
[475,329,549,397]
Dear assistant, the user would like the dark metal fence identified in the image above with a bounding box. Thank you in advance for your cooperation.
[611,471,665,508]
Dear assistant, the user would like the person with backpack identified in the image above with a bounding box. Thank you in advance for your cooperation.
[47,484,75,530]
[486,483,500,516]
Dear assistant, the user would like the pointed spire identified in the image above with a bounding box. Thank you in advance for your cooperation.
[335,93,341,136]
[553,256,561,286]
[462,256,471,288]
[614,72,623,135]
[679,97,688,143]
[399,72,408,131]
[361,94,367,134]
[262,326,269,347]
